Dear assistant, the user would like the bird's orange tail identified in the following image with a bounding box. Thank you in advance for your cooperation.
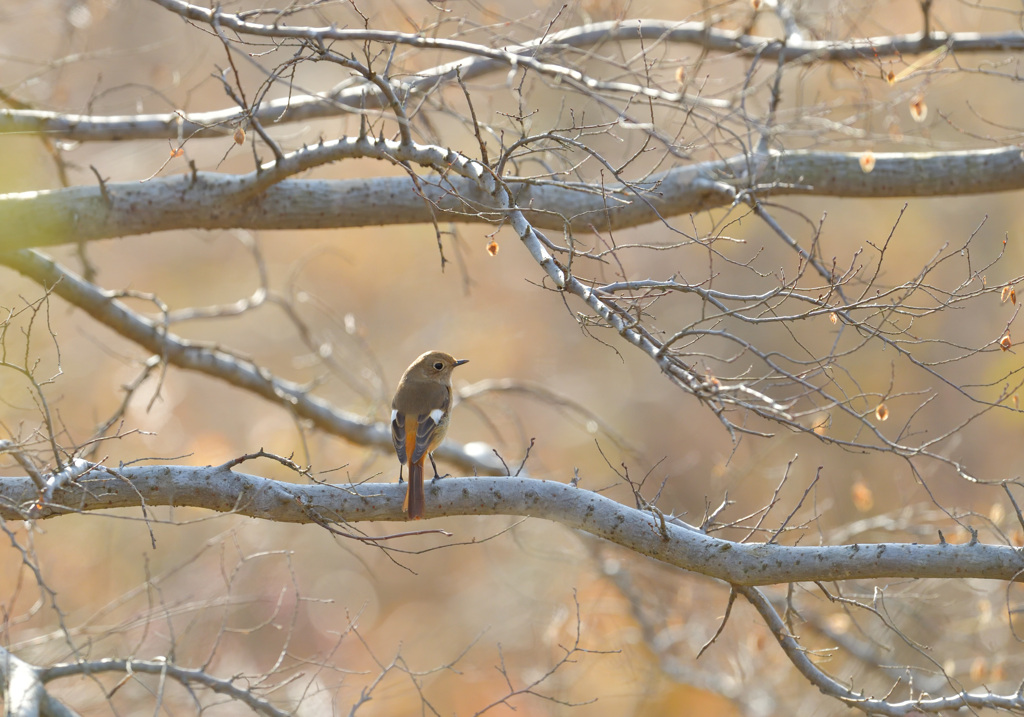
[403,459,425,520]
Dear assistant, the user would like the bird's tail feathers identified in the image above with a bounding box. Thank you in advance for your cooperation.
[404,460,425,520]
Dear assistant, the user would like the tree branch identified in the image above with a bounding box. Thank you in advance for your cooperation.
[1,148,1020,250]
[3,467,1022,587]
[0,8,1018,144]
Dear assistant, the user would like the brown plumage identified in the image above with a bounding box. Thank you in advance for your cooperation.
[391,351,468,519]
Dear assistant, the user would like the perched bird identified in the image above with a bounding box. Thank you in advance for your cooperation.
[390,351,469,519]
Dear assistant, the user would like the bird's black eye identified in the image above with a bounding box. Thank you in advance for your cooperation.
[433,361,444,370]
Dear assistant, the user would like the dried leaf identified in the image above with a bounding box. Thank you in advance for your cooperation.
[486,240,499,256]
[1000,333,1012,351]
[909,96,927,122]
[674,66,686,84]
[886,69,896,85]
[1001,286,1012,303]
[233,126,246,145]
[829,312,838,325]
[875,403,889,421]
[852,480,874,512]
[170,147,185,158]
[1013,289,1017,305]
[859,152,876,173]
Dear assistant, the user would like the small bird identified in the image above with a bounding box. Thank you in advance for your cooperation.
[391,350,469,519]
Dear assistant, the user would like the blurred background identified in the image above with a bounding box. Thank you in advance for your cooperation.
[0,0,1021,714]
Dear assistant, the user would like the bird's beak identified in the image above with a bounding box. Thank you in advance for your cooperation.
[455,359,470,366]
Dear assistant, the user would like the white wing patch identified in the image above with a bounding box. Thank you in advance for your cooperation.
[428,408,445,424]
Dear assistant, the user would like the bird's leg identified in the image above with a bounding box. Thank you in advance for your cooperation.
[429,454,451,483]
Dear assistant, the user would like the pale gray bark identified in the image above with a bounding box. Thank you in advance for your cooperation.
[3,467,1021,587]
[2,148,1020,250]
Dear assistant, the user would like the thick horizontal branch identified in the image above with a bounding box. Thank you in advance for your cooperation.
[6,466,1023,586]
[1,147,1020,249]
